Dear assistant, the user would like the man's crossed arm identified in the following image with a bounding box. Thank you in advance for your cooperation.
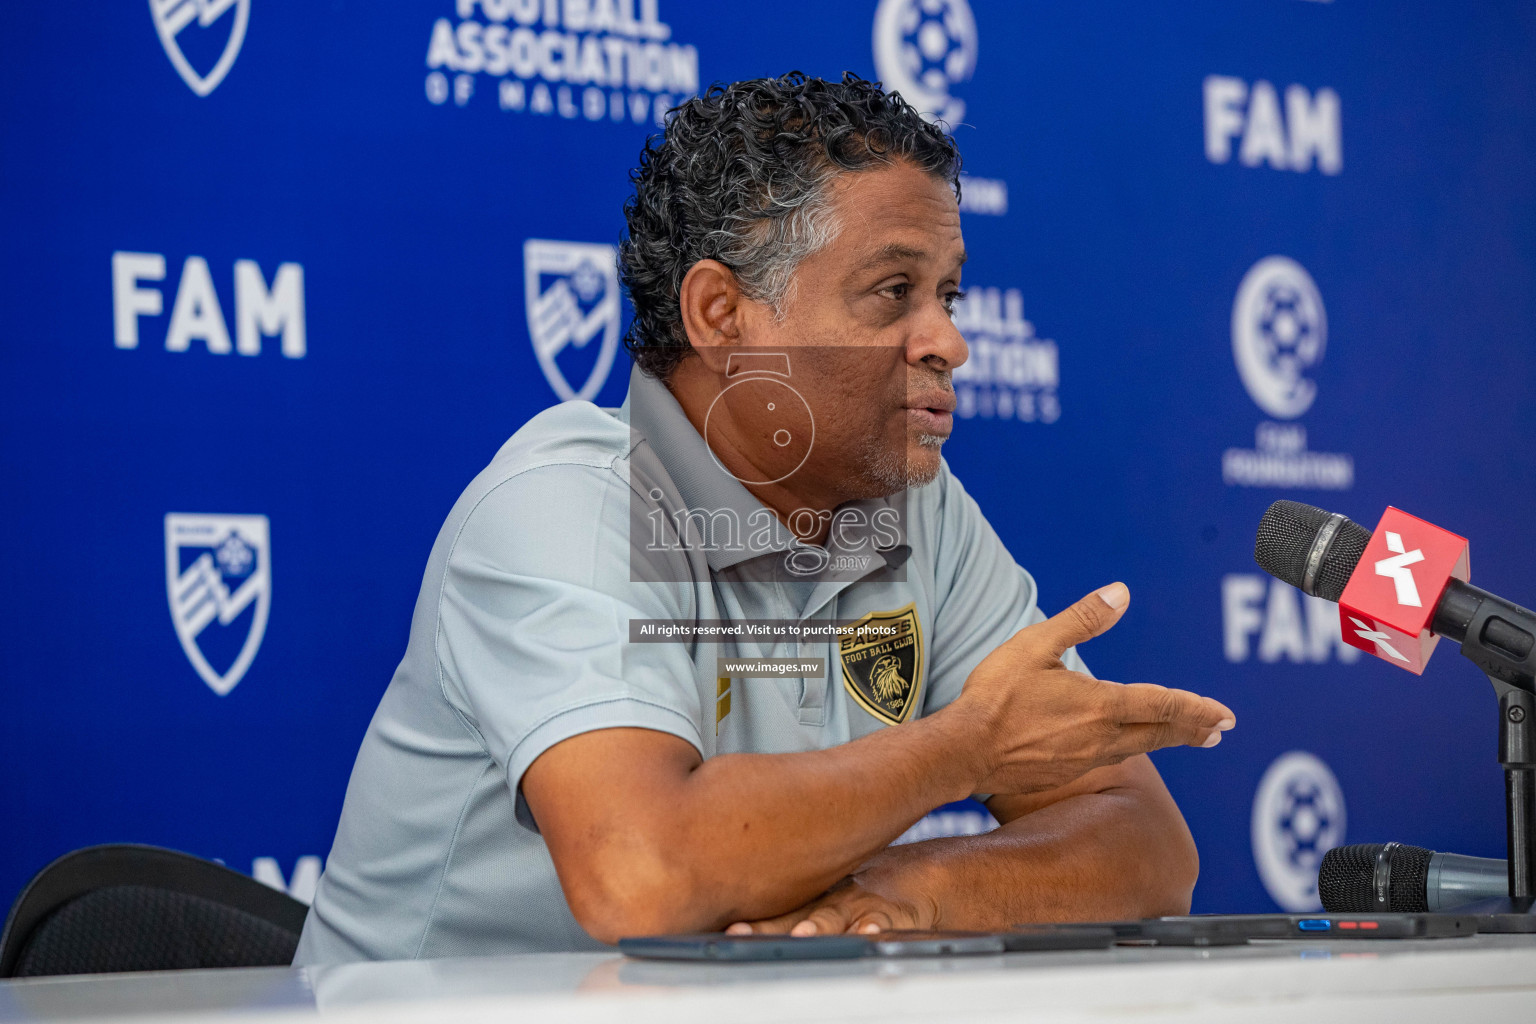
[522,583,1234,944]
[725,756,1196,936]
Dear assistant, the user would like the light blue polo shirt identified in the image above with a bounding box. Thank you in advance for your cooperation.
[295,366,1086,963]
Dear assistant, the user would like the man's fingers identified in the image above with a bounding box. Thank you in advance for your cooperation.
[1112,719,1229,756]
[1097,684,1237,755]
[791,904,852,937]
[848,910,894,935]
[1108,683,1235,731]
[1086,683,1236,757]
[729,909,804,935]
[1016,583,1131,659]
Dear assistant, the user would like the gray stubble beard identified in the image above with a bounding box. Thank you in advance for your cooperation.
[855,431,946,495]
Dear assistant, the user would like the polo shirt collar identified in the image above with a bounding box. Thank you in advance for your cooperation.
[625,366,796,573]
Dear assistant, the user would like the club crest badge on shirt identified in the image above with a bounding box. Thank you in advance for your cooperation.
[839,603,924,725]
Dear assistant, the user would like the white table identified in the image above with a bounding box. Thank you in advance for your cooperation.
[1,935,1534,1023]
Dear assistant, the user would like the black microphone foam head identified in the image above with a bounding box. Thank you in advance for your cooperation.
[1254,500,1372,602]
[1318,843,1380,912]
[1318,843,1434,913]
[1386,844,1432,912]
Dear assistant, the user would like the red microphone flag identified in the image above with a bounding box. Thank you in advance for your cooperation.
[1338,507,1470,674]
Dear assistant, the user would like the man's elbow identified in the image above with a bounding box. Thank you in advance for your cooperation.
[1136,802,1199,916]
[569,895,686,947]
[1093,784,1199,917]
[560,842,707,945]
[1145,829,1199,916]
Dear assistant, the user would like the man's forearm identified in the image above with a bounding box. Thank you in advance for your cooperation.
[875,778,1198,927]
[527,709,991,940]
[674,712,988,922]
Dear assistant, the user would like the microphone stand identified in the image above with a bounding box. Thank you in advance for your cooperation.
[1438,589,1536,930]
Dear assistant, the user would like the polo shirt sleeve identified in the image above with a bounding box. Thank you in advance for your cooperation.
[921,462,1091,718]
[434,461,704,831]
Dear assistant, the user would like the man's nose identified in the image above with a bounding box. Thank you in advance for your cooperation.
[909,303,969,371]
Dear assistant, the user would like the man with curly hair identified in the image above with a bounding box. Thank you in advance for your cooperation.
[295,73,1234,963]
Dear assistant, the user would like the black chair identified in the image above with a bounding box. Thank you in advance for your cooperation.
[0,844,309,978]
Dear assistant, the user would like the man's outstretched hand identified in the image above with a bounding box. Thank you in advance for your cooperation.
[948,582,1236,798]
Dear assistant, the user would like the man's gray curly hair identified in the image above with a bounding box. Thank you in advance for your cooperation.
[619,71,962,379]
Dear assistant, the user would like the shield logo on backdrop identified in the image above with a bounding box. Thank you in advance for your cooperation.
[840,604,925,725]
[523,239,621,402]
[149,0,251,97]
[165,514,271,695]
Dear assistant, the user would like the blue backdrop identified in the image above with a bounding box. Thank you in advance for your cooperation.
[3,0,1534,920]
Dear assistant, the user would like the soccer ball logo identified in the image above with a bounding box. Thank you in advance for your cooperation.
[1259,284,1324,381]
[872,0,978,126]
[1252,751,1347,911]
[1232,256,1328,420]
[1277,777,1336,873]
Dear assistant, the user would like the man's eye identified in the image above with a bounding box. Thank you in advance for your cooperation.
[880,282,910,300]
[943,289,967,315]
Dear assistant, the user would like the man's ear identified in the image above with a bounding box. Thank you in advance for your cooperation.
[679,259,743,375]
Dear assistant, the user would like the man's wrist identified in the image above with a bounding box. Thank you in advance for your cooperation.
[918,698,996,803]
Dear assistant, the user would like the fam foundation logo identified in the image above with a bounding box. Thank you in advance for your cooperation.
[872,0,977,127]
[951,286,1059,423]
[1222,256,1353,490]
[1251,750,1346,911]
[1233,256,1325,419]
[165,514,271,696]
[150,0,250,97]
[424,0,700,126]
[524,239,622,402]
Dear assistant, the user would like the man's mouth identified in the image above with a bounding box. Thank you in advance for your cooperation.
[907,392,957,414]
[905,390,956,436]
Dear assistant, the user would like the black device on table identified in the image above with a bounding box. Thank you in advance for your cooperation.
[1068,913,1479,946]
[619,913,1477,961]
[618,925,1120,961]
